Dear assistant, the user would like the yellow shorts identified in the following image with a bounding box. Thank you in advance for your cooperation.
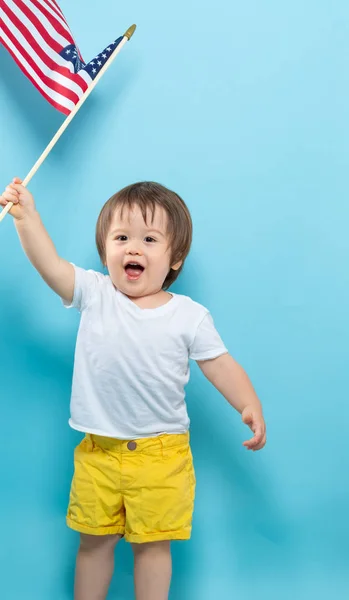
[66,432,196,543]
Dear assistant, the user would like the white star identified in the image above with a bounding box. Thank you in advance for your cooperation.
[97,60,102,66]
[102,53,107,59]
[92,68,97,74]
[107,47,112,52]
[90,61,95,66]
[65,49,71,54]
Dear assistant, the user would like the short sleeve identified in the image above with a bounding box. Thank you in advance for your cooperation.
[62,265,101,312]
[189,313,228,361]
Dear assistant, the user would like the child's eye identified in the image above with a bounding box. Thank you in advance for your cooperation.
[116,235,128,241]
[145,236,156,243]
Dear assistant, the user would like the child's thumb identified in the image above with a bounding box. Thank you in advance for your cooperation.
[13,176,23,184]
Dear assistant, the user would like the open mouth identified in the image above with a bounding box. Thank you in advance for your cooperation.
[124,262,145,280]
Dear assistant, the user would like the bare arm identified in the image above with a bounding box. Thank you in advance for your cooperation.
[15,211,74,303]
[198,353,266,451]
[1,178,74,303]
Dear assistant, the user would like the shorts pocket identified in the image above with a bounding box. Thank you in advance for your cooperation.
[74,435,115,464]
[163,443,196,497]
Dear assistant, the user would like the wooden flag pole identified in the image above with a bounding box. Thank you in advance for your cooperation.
[0,24,136,224]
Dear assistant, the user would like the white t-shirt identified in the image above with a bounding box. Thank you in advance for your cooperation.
[63,265,228,439]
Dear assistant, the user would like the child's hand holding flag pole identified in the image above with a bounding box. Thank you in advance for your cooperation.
[0,0,136,222]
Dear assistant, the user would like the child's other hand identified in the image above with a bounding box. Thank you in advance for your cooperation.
[0,177,36,220]
[242,406,266,451]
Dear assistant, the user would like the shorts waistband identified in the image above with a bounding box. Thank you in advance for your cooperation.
[86,432,190,454]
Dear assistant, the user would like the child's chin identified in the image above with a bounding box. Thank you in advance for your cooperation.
[117,280,145,297]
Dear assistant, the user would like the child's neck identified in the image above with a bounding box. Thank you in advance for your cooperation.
[127,290,173,310]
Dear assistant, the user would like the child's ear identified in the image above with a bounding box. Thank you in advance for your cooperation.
[171,260,183,271]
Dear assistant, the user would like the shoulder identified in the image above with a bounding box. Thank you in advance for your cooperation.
[173,293,209,319]
[72,266,116,308]
[74,266,113,288]
[173,292,208,311]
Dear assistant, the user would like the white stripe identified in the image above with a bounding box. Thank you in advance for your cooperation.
[45,0,64,18]
[2,10,84,98]
[6,1,85,78]
[34,0,70,32]
[2,29,75,112]
[10,0,71,48]
[77,68,92,86]
[43,0,81,55]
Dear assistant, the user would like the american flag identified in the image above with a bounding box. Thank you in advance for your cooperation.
[0,0,123,115]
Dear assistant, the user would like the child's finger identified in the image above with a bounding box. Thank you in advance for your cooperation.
[251,435,267,451]
[13,177,23,184]
[243,435,257,449]
[2,189,19,203]
[5,185,19,196]
[8,183,25,194]
[243,426,263,449]
[252,425,264,444]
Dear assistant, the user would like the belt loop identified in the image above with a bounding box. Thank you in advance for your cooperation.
[86,433,94,449]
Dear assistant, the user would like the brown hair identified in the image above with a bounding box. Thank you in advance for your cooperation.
[96,182,193,289]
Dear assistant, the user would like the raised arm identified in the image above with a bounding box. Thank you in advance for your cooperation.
[0,177,74,304]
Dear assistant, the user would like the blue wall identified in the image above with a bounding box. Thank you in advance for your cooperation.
[1,1,348,598]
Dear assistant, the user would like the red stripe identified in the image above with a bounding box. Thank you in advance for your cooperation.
[29,0,73,45]
[12,0,64,54]
[1,38,70,115]
[44,0,84,61]
[42,0,64,21]
[2,3,88,92]
[3,22,80,105]
[49,0,66,19]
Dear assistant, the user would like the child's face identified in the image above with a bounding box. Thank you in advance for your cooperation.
[105,204,181,297]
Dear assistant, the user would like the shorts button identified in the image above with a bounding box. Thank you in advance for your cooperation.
[127,441,137,451]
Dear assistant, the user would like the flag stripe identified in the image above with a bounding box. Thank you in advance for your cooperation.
[36,0,67,28]
[29,0,73,44]
[1,30,75,111]
[10,0,69,52]
[1,36,72,114]
[2,1,88,91]
[47,0,65,19]
[37,0,83,62]
[2,10,86,95]
[47,0,83,59]
[73,67,91,87]
[2,21,80,104]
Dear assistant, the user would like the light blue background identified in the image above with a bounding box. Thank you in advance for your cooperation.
[1,1,348,598]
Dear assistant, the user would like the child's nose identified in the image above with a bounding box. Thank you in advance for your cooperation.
[126,241,143,255]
